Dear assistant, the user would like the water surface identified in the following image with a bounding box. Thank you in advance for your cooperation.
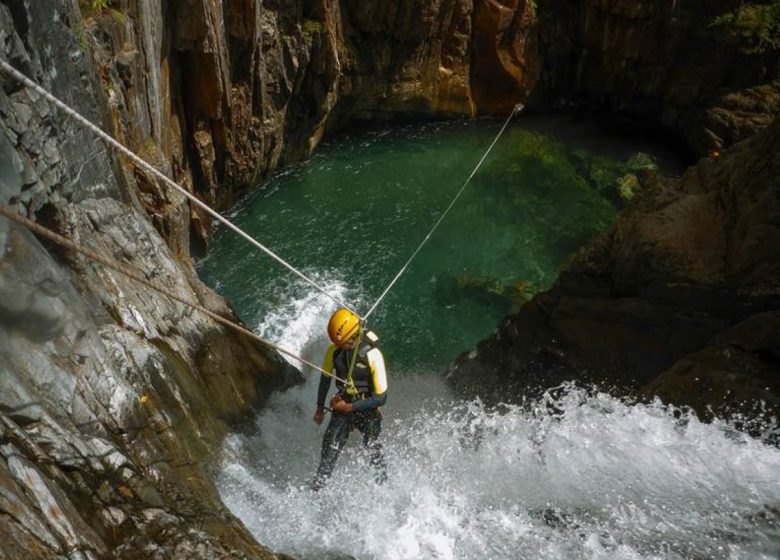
[199,116,674,372]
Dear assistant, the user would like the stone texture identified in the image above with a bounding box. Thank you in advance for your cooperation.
[1,1,297,557]
[640,311,780,429]
[71,0,780,245]
[531,0,780,155]
[1,0,778,557]
[471,0,539,114]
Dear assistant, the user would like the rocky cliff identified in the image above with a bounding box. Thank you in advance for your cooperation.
[1,0,778,558]
[447,117,780,430]
[78,0,780,249]
[1,1,298,558]
[531,0,780,155]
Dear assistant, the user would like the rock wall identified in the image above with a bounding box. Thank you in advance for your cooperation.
[1,0,778,557]
[447,118,780,428]
[0,1,298,558]
[531,0,780,155]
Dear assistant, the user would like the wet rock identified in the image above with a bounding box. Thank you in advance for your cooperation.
[616,173,640,201]
[532,0,780,155]
[436,272,535,314]
[640,310,780,431]
[2,443,106,554]
[0,2,296,558]
[450,118,780,422]
[1,0,777,558]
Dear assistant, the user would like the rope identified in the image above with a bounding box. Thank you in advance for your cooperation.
[342,326,364,399]
[362,103,525,320]
[0,59,358,316]
[0,205,346,383]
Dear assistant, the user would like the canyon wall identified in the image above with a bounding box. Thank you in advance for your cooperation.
[448,118,780,429]
[446,0,779,432]
[83,0,780,249]
[1,1,297,557]
[531,0,780,155]
[1,0,778,558]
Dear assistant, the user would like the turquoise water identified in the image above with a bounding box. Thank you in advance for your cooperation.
[198,117,675,373]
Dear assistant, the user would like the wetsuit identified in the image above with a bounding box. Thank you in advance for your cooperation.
[313,339,388,487]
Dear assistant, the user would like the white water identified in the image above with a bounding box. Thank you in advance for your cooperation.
[216,283,780,560]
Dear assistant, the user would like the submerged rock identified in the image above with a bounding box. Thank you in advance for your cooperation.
[0,0,778,557]
[435,273,535,314]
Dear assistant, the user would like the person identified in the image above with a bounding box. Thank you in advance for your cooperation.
[312,308,388,489]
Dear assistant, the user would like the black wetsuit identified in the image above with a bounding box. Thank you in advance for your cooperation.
[313,341,387,488]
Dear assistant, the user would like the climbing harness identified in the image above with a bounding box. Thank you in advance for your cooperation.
[0,60,357,317]
[362,103,524,320]
[0,205,347,383]
[342,326,364,399]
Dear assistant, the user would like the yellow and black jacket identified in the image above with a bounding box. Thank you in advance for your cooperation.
[317,340,388,412]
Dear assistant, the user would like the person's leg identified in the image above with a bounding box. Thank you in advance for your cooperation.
[313,412,350,489]
[360,410,387,484]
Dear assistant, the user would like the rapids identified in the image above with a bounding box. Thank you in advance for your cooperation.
[216,303,780,559]
[213,293,780,560]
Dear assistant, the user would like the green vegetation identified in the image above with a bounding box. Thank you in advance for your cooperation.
[301,19,324,48]
[527,0,538,19]
[568,148,658,205]
[711,1,780,53]
[78,0,114,14]
[481,129,618,267]
[74,24,88,51]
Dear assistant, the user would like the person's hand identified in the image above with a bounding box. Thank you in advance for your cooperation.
[330,395,353,413]
[313,406,325,425]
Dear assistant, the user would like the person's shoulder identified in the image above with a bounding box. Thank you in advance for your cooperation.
[323,344,338,360]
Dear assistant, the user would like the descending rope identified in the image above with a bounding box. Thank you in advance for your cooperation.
[0,206,346,383]
[362,103,525,320]
[0,59,357,316]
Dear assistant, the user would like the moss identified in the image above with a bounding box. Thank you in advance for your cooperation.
[79,0,107,13]
[107,7,127,24]
[711,1,780,53]
[301,19,324,48]
[74,24,88,51]
[478,129,618,283]
[527,0,537,20]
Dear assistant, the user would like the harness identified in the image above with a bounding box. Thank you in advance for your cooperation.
[333,330,377,400]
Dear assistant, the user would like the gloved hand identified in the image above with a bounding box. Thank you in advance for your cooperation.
[330,394,353,413]
[313,406,325,425]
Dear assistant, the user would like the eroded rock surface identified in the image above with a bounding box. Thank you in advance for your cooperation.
[1,2,297,557]
[1,0,778,557]
[79,0,780,251]
[532,0,780,155]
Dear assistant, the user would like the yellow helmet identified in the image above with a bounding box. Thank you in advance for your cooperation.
[327,308,360,348]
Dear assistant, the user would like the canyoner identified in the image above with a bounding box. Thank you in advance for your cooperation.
[312,308,388,490]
